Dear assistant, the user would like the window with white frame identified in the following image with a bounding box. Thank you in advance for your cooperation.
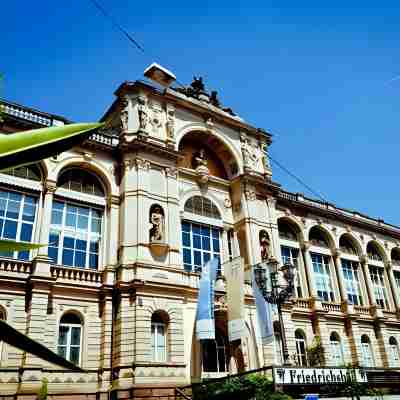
[3,165,42,181]
[329,332,344,366]
[369,266,389,309]
[311,253,335,302]
[389,337,400,367]
[202,331,228,372]
[361,335,374,367]
[0,190,37,260]
[151,313,167,362]
[57,313,82,365]
[58,168,104,196]
[48,201,102,269]
[342,259,363,306]
[281,246,302,297]
[295,330,307,366]
[181,221,221,274]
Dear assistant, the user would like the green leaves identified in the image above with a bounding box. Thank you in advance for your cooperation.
[0,320,83,372]
[0,122,103,171]
[0,122,102,252]
[0,239,45,252]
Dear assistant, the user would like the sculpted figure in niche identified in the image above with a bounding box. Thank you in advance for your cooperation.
[192,148,208,169]
[150,205,165,242]
[120,98,129,131]
[241,134,260,170]
[259,230,271,261]
[138,97,149,132]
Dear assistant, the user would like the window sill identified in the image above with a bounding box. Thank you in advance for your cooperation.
[133,362,186,368]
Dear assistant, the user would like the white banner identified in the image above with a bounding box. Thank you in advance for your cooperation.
[226,257,246,342]
[273,367,368,385]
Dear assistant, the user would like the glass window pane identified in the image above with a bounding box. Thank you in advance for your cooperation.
[49,247,58,264]
[66,212,76,228]
[192,224,201,235]
[71,327,81,346]
[193,235,201,249]
[89,254,98,269]
[211,228,219,239]
[201,226,210,236]
[51,210,63,225]
[20,223,33,242]
[202,236,210,251]
[203,252,211,264]
[63,236,75,249]
[183,248,191,264]
[182,232,190,247]
[91,218,101,233]
[75,252,86,268]
[49,231,60,247]
[18,251,29,260]
[77,215,88,230]
[194,251,201,266]
[62,249,74,266]
[0,198,6,216]
[8,192,21,202]
[69,347,80,364]
[89,240,99,253]
[3,220,17,239]
[58,326,69,345]
[181,221,190,233]
[22,204,36,222]
[57,346,67,359]
[76,239,86,251]
[212,239,220,252]
[6,201,20,220]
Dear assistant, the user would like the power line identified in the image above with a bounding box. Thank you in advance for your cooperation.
[268,153,328,203]
[88,0,145,53]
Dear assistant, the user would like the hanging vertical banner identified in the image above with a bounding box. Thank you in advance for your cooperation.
[251,268,274,344]
[196,258,219,340]
[226,257,246,342]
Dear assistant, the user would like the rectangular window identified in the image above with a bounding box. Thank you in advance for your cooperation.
[0,190,37,260]
[49,201,102,269]
[281,246,302,297]
[342,259,363,306]
[311,253,335,302]
[151,322,166,362]
[369,266,389,309]
[181,221,221,274]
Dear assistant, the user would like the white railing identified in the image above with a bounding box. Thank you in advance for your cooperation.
[354,305,370,315]
[2,103,52,126]
[322,302,341,312]
[88,132,119,147]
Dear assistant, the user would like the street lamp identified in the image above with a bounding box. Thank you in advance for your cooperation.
[254,258,296,366]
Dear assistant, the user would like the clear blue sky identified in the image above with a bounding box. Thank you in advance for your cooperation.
[2,1,400,224]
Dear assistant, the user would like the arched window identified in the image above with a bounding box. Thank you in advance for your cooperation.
[391,248,400,266]
[309,226,330,248]
[0,189,38,260]
[58,168,104,196]
[151,312,168,362]
[3,164,42,181]
[361,335,374,367]
[184,196,220,219]
[49,169,104,269]
[182,196,221,273]
[367,242,383,262]
[329,332,344,366]
[339,235,357,255]
[278,220,298,241]
[295,330,307,366]
[341,259,363,306]
[202,330,228,373]
[369,265,389,309]
[389,337,400,367]
[57,313,82,366]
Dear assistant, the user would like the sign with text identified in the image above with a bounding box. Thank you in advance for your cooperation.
[273,367,368,385]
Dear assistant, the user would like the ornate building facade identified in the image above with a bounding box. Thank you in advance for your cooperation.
[0,78,400,399]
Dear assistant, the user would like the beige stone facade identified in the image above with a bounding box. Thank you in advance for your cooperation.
[0,80,400,398]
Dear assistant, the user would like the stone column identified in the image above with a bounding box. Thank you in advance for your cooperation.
[332,249,353,313]
[385,262,400,312]
[106,195,120,268]
[360,256,376,306]
[99,291,113,393]
[33,180,57,278]
[301,242,317,296]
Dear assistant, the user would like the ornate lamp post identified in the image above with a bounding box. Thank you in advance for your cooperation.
[254,258,296,366]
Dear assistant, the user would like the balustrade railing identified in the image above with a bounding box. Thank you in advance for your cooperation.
[294,298,312,309]
[354,305,371,315]
[322,302,341,312]
[2,103,53,126]
[0,259,33,274]
[50,265,102,283]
